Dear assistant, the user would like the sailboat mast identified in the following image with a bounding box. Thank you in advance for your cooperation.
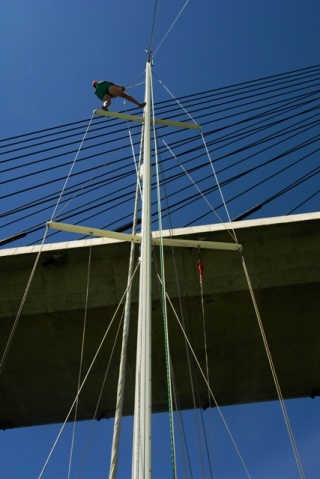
[132,57,152,479]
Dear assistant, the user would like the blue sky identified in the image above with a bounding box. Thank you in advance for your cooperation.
[0,0,320,477]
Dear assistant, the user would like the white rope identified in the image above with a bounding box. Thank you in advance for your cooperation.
[200,132,238,243]
[52,112,95,219]
[162,139,236,243]
[56,102,143,220]
[124,69,145,91]
[1,114,94,404]
[67,246,92,479]
[125,81,145,90]
[37,260,140,479]
[166,252,214,478]
[153,0,190,56]
[169,368,190,477]
[77,308,126,479]
[0,226,49,375]
[158,80,304,476]
[151,75,178,477]
[155,75,238,243]
[122,98,143,199]
[154,87,222,475]
[161,280,253,479]
[54,149,121,219]
[154,73,242,240]
[154,73,198,126]
[155,267,210,478]
[154,164,208,477]
[169,109,305,477]
[241,255,306,479]
[198,254,216,478]
[109,100,143,479]
[148,0,162,53]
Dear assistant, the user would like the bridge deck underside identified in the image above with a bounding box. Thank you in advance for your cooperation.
[0,214,319,429]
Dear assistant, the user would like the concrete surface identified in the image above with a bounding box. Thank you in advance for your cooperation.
[0,213,319,429]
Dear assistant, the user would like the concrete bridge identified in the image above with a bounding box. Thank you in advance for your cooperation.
[0,212,319,429]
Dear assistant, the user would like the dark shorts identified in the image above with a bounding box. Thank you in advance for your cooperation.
[95,81,115,100]
[105,81,114,95]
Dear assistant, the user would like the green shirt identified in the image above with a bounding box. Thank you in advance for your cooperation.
[94,81,114,101]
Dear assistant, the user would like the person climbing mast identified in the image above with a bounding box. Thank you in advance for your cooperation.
[92,80,146,111]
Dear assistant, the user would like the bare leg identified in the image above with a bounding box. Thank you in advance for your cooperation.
[102,93,112,110]
[108,85,146,107]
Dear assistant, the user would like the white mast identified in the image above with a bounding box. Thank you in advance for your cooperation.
[47,59,241,478]
[132,57,152,479]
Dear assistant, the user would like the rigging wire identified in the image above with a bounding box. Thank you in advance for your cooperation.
[67,245,92,479]
[189,148,306,478]
[154,74,238,242]
[51,113,95,220]
[156,151,205,478]
[197,249,215,479]
[162,139,233,234]
[37,260,141,479]
[0,227,49,376]
[76,307,125,479]
[0,53,317,479]
[241,256,306,479]
[52,147,127,220]
[148,0,162,54]
[0,64,318,147]
[109,99,143,479]
[1,64,319,246]
[1,72,318,167]
[160,279,253,479]
[0,0,318,469]
[154,78,245,475]
[153,0,191,56]
[152,82,177,477]
[155,74,307,478]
